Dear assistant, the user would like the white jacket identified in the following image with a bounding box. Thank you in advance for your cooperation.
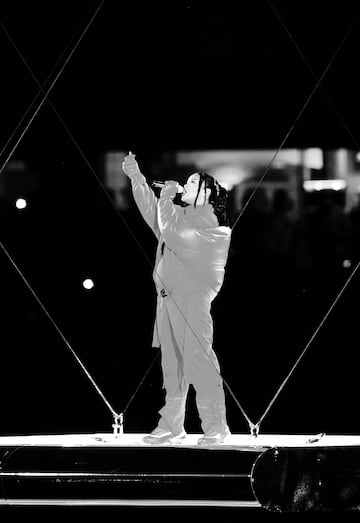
[130,172,231,346]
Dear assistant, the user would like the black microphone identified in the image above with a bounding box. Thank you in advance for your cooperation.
[151,180,184,193]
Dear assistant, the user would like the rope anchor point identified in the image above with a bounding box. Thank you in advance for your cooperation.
[249,422,260,438]
[112,413,124,437]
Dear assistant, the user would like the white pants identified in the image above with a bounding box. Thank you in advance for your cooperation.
[155,292,229,435]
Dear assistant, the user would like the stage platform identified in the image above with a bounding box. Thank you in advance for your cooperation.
[0,433,359,510]
[2,431,360,448]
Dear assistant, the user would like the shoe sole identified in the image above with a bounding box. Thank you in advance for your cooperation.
[143,432,187,445]
[197,431,231,446]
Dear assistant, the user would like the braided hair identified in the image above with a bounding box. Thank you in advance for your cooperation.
[194,172,229,227]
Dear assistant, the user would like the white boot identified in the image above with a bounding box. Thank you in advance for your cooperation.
[197,426,231,446]
[143,427,187,445]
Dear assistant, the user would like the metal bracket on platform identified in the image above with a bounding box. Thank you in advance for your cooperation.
[249,422,260,438]
[306,432,326,444]
[112,413,124,438]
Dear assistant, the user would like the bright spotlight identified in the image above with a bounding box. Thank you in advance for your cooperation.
[15,198,27,210]
[82,278,95,290]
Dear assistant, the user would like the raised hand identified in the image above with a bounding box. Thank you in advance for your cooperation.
[122,151,141,179]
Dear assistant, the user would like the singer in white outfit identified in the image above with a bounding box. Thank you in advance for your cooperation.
[122,152,232,445]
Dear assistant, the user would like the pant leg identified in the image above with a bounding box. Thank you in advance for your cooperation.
[181,295,229,435]
[157,297,189,434]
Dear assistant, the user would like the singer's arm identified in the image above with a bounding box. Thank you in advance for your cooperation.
[131,173,160,239]
[122,154,160,239]
[157,183,210,259]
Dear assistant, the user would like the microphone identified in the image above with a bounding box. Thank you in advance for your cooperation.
[151,180,184,193]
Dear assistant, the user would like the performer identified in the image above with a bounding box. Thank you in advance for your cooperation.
[122,152,232,445]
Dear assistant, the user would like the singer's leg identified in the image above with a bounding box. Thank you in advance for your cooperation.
[144,298,188,443]
[182,295,230,443]
[158,298,189,432]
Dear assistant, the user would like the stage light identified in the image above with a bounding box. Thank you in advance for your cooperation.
[82,278,95,290]
[208,165,248,190]
[104,151,130,210]
[303,180,347,192]
[15,198,27,210]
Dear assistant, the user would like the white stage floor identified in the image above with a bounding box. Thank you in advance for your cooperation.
[0,432,359,449]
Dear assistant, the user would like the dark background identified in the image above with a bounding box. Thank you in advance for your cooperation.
[1,0,360,439]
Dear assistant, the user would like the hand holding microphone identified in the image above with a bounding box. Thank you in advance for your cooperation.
[122,151,183,199]
[152,180,184,194]
[153,180,183,201]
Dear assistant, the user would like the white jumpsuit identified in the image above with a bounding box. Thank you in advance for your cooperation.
[130,172,232,436]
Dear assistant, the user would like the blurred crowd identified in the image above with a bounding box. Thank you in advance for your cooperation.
[228,186,360,291]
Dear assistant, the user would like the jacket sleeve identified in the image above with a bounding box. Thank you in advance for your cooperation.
[157,197,210,257]
[130,172,160,239]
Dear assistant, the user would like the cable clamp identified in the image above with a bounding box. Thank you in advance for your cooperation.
[249,422,260,438]
[112,413,124,438]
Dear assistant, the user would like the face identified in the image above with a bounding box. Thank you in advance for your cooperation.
[181,173,209,206]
